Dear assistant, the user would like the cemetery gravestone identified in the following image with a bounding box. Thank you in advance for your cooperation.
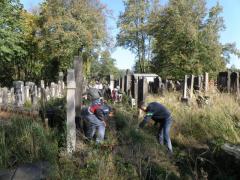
[67,69,76,153]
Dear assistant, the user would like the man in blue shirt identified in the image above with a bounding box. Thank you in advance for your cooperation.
[139,101,173,153]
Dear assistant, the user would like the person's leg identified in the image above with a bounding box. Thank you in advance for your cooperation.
[158,122,164,145]
[96,121,106,143]
[85,114,105,143]
[163,117,173,153]
[84,115,97,139]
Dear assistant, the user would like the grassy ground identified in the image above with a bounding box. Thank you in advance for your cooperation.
[1,92,240,179]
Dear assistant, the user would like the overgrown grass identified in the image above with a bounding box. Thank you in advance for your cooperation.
[1,92,239,179]
[147,92,240,146]
[0,116,59,175]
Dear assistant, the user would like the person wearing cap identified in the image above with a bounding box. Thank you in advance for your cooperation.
[138,101,173,153]
[81,102,112,143]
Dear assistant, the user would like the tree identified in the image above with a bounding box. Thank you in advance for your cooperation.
[38,0,108,82]
[117,0,160,73]
[151,0,239,79]
[0,0,37,86]
[90,50,120,81]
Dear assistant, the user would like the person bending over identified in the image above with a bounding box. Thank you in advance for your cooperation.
[138,101,173,153]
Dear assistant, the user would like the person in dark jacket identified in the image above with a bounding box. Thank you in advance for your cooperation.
[139,101,173,153]
[81,103,112,143]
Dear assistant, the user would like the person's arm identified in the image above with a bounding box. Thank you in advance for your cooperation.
[139,112,154,128]
[95,109,106,121]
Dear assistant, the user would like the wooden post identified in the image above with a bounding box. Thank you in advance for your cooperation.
[67,69,76,153]
[74,56,83,128]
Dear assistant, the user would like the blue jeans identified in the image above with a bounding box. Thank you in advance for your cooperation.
[84,114,105,143]
[158,117,173,153]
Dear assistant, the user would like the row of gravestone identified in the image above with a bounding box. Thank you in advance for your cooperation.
[0,73,65,109]
[114,70,211,105]
[217,71,240,94]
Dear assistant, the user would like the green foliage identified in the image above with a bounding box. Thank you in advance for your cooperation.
[38,0,108,82]
[117,0,160,73]
[151,0,239,79]
[89,50,121,80]
[43,97,67,147]
[0,116,58,169]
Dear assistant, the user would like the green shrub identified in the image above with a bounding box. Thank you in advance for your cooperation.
[0,116,58,169]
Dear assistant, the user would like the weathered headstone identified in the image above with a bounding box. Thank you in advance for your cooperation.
[24,85,30,102]
[181,75,188,102]
[230,72,239,94]
[120,77,124,93]
[13,81,24,107]
[2,87,8,106]
[217,72,228,92]
[204,72,209,93]
[67,69,76,153]
[0,89,2,105]
[45,86,50,101]
[74,56,83,130]
[138,77,148,104]
[124,70,132,95]
[190,75,194,98]
[109,75,114,92]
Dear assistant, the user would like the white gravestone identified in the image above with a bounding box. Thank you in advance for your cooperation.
[66,69,76,153]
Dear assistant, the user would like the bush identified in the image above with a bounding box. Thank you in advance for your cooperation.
[0,116,58,170]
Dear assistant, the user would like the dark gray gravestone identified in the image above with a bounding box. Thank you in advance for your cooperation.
[138,78,148,104]
[230,72,239,94]
[153,77,161,94]
[217,72,228,92]
[124,70,132,95]
[74,56,83,123]
[194,75,203,91]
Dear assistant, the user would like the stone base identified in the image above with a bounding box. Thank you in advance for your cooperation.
[181,97,189,104]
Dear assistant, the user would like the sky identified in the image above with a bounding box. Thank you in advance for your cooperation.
[21,0,240,70]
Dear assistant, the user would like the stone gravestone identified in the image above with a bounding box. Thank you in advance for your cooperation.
[181,75,188,102]
[2,87,8,107]
[67,69,76,153]
[13,81,24,107]
[230,72,239,94]
[194,75,203,91]
[138,77,148,104]
[189,75,194,98]
[217,72,228,92]
[124,70,132,95]
[10,88,14,105]
[109,75,115,92]
[74,56,83,130]
[0,89,2,105]
[45,86,50,101]
[59,72,64,96]
[153,77,161,94]
[204,72,209,93]
[120,76,125,93]
[130,75,138,106]
[24,85,30,102]
[32,85,38,106]
[50,82,56,98]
